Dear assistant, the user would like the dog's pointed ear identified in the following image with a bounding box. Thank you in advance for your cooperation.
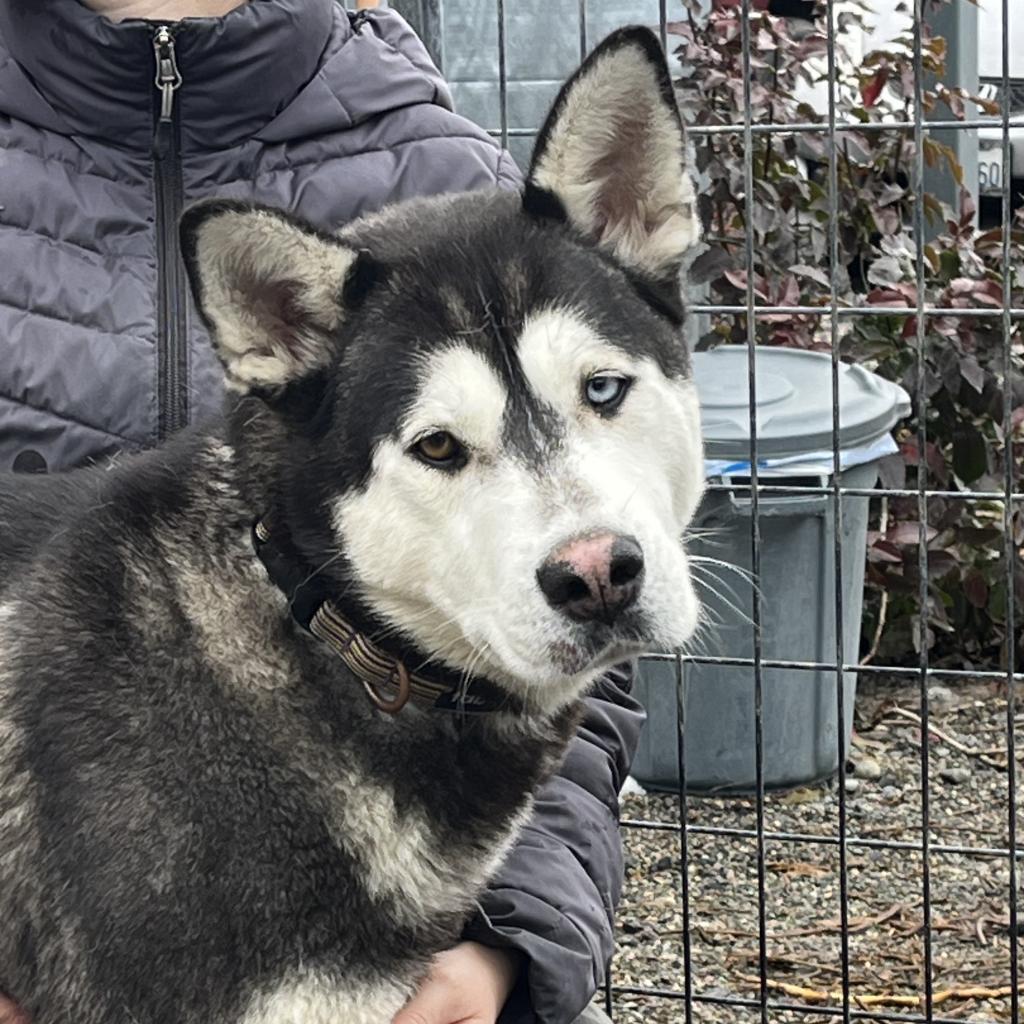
[524,26,699,279]
[180,200,376,393]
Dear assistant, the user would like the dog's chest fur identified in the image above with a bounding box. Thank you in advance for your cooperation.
[0,437,576,1024]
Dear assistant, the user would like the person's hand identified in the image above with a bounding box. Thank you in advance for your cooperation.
[0,993,28,1024]
[0,942,521,1024]
[393,941,522,1024]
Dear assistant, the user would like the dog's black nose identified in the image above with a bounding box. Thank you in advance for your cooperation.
[536,532,644,625]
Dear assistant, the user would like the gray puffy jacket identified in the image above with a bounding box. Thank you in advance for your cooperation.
[0,2,644,1021]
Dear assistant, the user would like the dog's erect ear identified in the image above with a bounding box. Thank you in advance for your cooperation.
[180,200,370,392]
[524,26,699,279]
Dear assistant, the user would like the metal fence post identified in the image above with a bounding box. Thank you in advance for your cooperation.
[923,0,979,237]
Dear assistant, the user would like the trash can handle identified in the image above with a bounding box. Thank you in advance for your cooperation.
[721,474,831,517]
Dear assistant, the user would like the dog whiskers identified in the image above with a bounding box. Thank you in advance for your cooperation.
[688,563,755,630]
[456,641,492,709]
[689,552,757,585]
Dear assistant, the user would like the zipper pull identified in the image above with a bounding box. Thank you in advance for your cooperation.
[152,26,181,155]
[153,26,181,121]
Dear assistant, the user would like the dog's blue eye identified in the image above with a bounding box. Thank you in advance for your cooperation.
[584,374,631,414]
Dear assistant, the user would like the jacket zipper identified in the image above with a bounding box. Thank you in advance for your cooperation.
[152,26,188,440]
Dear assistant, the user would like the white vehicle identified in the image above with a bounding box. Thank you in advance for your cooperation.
[976,4,1024,213]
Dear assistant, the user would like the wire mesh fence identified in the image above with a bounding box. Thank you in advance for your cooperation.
[394,1,1022,1021]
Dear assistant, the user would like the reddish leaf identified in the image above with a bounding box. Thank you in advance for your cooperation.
[964,569,989,609]
[899,440,948,482]
[959,187,977,226]
[867,286,915,308]
[936,84,965,120]
[868,540,904,564]
[861,69,889,108]
[778,275,801,307]
[887,522,939,546]
[723,269,770,300]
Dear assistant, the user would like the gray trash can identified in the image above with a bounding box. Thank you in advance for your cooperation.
[631,347,910,793]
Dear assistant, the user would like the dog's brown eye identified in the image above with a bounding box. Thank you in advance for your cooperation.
[413,431,465,468]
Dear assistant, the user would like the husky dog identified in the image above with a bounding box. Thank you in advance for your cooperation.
[0,27,703,1024]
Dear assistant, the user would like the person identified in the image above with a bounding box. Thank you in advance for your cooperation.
[0,1,644,1022]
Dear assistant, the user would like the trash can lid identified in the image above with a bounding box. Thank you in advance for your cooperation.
[693,346,911,460]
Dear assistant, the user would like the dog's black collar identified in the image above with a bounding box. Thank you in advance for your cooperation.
[251,516,510,716]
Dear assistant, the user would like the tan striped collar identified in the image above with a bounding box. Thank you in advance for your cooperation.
[252,517,511,716]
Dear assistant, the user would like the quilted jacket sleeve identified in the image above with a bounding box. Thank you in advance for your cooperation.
[496,150,524,192]
[463,664,645,1024]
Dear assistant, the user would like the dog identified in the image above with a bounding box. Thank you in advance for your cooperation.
[0,27,704,1024]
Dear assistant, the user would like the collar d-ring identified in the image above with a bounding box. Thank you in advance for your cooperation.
[361,660,411,714]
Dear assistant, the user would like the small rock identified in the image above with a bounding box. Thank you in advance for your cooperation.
[844,776,861,794]
[852,756,882,781]
[882,785,902,801]
[781,786,825,805]
[651,854,674,873]
[619,775,647,797]
[939,766,971,785]
[928,684,956,709]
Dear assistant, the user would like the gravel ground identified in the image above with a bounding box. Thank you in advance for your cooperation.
[605,678,1024,1024]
